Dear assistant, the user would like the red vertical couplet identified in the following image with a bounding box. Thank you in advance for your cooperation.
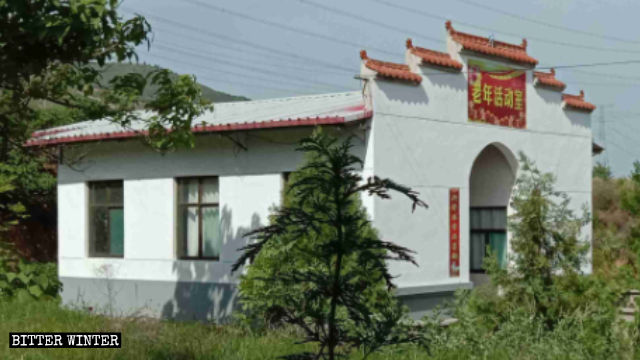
[449,188,460,277]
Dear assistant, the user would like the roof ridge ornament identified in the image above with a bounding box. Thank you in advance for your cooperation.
[406,38,414,49]
[521,38,528,49]
[550,68,555,75]
[445,20,454,33]
[360,50,369,60]
[580,90,585,99]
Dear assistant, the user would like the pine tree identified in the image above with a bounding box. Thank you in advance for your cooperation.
[234,130,427,360]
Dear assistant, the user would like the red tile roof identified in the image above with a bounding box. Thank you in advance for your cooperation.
[360,50,422,84]
[563,90,596,112]
[533,68,566,90]
[406,39,462,71]
[446,21,538,66]
[25,114,373,147]
[25,92,372,147]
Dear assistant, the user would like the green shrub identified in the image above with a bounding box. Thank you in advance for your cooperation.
[417,154,636,359]
[418,283,635,360]
[236,131,426,359]
[0,241,61,300]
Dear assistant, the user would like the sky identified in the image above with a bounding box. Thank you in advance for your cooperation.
[120,0,640,176]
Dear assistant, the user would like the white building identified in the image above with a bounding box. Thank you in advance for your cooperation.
[28,22,597,320]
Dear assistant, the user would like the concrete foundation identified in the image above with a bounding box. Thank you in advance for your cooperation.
[61,277,471,322]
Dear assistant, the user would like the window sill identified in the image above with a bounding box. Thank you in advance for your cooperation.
[178,257,220,261]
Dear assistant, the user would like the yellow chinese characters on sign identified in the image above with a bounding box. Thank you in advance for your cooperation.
[468,59,526,129]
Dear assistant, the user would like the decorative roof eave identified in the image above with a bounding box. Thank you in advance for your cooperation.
[533,68,566,91]
[445,21,538,67]
[360,50,422,84]
[562,90,596,113]
[24,112,373,147]
[406,38,462,72]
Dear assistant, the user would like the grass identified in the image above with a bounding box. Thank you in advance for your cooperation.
[6,298,624,360]
[0,299,426,360]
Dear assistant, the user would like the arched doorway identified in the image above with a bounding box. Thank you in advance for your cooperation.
[469,143,517,286]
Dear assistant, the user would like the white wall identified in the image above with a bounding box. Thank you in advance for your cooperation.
[368,54,593,289]
[124,178,175,260]
[57,54,594,293]
[58,183,87,260]
[58,127,372,284]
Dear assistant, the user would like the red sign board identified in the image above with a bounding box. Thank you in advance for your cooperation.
[449,188,460,277]
[468,59,526,129]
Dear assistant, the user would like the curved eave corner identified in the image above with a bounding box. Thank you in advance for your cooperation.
[360,50,422,85]
[562,90,597,113]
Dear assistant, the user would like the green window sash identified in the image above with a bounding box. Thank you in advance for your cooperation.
[489,232,507,268]
[109,208,124,256]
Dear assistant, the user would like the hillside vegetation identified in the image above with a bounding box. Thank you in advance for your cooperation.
[592,163,640,279]
[93,63,249,103]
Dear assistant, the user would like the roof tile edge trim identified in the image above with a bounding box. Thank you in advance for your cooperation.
[533,68,566,91]
[406,38,463,71]
[445,20,538,66]
[24,111,373,147]
[360,50,422,84]
[562,90,597,112]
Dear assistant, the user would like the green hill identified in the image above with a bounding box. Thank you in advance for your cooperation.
[93,63,249,103]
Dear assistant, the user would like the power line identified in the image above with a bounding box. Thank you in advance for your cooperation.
[368,0,640,54]
[153,39,640,84]
[609,126,640,145]
[567,69,640,82]
[121,7,356,73]
[139,58,318,95]
[180,0,400,58]
[605,114,640,133]
[292,0,442,45]
[195,75,315,96]
[152,43,355,91]
[421,59,640,77]
[147,41,640,92]
[551,60,640,70]
[125,6,640,80]
[569,81,640,87]
[157,31,346,73]
[147,52,335,93]
[450,0,640,45]
[156,39,349,77]
[149,45,640,93]
[597,107,640,163]
[610,110,640,116]
[152,38,640,82]
[606,139,640,161]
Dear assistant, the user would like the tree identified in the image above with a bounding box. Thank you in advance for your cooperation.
[234,131,427,360]
[436,155,634,358]
[0,174,25,233]
[483,153,590,329]
[620,162,640,216]
[620,162,640,278]
[0,1,210,235]
[593,162,613,180]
